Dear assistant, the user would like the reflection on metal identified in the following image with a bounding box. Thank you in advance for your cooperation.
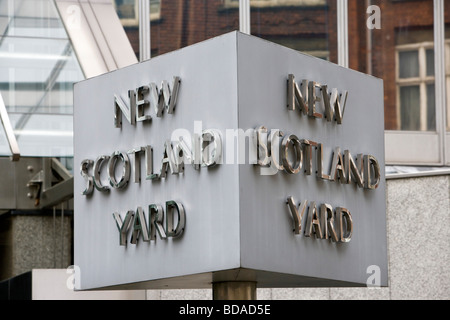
[281,134,302,174]
[80,159,94,195]
[130,206,150,244]
[94,155,110,192]
[150,204,167,240]
[213,281,257,300]
[0,93,20,161]
[166,201,186,238]
[26,158,74,209]
[364,154,381,189]
[113,210,134,246]
[337,207,353,243]
[108,151,131,189]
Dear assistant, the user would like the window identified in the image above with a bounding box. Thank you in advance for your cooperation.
[348,0,450,165]
[114,0,161,26]
[396,43,436,131]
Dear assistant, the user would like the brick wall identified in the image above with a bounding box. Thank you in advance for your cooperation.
[122,0,449,131]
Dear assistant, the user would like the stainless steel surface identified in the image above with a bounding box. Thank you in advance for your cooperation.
[94,155,110,192]
[80,160,94,196]
[107,151,131,189]
[74,32,387,290]
[237,32,387,286]
[281,134,302,174]
[0,93,20,161]
[130,206,150,244]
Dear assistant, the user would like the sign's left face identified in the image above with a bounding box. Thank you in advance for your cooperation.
[73,33,241,290]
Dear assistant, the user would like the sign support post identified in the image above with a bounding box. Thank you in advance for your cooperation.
[213,282,257,300]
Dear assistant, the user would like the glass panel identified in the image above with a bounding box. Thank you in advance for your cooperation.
[0,0,84,157]
[426,49,434,77]
[0,114,73,157]
[349,0,435,131]
[250,0,336,62]
[115,0,137,20]
[426,84,436,131]
[400,86,420,131]
[399,51,419,78]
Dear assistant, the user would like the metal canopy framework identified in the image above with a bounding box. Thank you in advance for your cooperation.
[0,0,136,210]
[54,0,138,78]
[0,0,137,160]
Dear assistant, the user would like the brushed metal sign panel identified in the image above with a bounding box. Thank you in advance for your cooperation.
[236,33,387,286]
[74,32,241,290]
[74,32,387,290]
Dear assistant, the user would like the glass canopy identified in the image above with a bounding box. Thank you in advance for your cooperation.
[0,0,84,157]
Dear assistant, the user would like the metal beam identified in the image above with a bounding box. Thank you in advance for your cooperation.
[0,93,20,161]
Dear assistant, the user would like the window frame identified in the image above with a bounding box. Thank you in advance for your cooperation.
[385,0,448,166]
[395,42,436,132]
[134,0,450,167]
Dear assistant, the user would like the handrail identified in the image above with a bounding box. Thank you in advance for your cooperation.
[0,93,20,161]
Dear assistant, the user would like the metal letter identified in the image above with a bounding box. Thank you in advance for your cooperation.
[320,204,338,242]
[268,130,284,171]
[337,207,353,243]
[128,147,144,183]
[114,90,136,128]
[255,126,270,167]
[330,89,348,124]
[108,151,131,189]
[202,129,222,167]
[305,202,323,239]
[321,85,333,122]
[364,154,381,190]
[330,147,347,183]
[130,206,149,244]
[281,134,302,174]
[308,81,323,119]
[316,143,331,180]
[113,210,134,246]
[344,151,364,188]
[136,86,151,122]
[166,201,186,238]
[286,197,307,235]
[143,145,154,180]
[287,75,308,115]
[301,139,317,176]
[80,159,94,196]
[93,155,110,192]
[151,77,181,117]
[149,204,166,240]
